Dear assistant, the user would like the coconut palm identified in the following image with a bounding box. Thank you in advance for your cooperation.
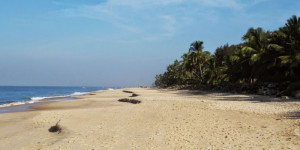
[155,15,300,94]
[213,44,244,83]
[276,15,300,81]
[241,27,272,83]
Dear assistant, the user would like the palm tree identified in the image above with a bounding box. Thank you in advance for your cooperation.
[214,44,243,83]
[188,41,212,83]
[154,15,300,91]
[241,27,271,83]
[242,27,270,62]
[276,15,300,81]
[190,41,204,52]
[284,15,300,49]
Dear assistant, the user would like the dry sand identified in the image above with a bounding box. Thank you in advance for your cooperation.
[0,88,299,150]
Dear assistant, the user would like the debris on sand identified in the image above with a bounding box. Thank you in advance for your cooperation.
[130,93,139,97]
[122,90,134,93]
[48,120,62,133]
[118,98,141,104]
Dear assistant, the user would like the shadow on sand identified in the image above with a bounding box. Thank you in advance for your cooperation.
[173,89,300,120]
[177,90,300,103]
[284,111,300,119]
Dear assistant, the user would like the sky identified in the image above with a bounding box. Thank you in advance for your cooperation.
[0,0,299,87]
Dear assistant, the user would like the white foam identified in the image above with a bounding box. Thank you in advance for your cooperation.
[30,95,66,101]
[70,92,90,96]
[0,90,99,108]
[30,97,48,101]
[0,101,30,108]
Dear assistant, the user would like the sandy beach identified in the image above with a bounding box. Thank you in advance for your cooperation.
[0,88,299,149]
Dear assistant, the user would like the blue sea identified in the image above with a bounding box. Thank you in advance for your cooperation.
[0,86,108,107]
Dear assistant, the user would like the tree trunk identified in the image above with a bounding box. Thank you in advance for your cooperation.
[199,65,203,79]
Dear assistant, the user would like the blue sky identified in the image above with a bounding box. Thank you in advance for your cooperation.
[0,0,299,87]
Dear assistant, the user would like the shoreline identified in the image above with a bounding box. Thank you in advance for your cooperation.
[0,97,77,114]
[0,89,103,114]
[0,88,299,149]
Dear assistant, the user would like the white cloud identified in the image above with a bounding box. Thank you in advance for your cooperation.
[60,4,123,20]
[58,3,141,33]
[107,0,184,8]
[57,1,183,35]
[201,0,242,9]
[116,24,142,33]
[142,15,178,41]
[252,0,270,5]
[143,35,162,41]
[106,0,243,9]
[161,15,177,36]
[55,0,248,41]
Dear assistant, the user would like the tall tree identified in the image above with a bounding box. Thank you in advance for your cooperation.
[276,15,300,81]
[155,15,300,95]
[185,41,212,83]
[241,27,271,83]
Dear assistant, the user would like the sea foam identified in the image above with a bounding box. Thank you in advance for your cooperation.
[0,91,91,108]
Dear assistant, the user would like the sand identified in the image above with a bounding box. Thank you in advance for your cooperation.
[0,88,299,149]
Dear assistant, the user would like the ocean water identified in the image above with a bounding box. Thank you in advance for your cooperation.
[0,86,107,107]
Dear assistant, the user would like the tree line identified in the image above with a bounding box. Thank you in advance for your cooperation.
[155,15,300,95]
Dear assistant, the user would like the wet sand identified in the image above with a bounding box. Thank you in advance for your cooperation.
[0,88,299,149]
[0,97,75,114]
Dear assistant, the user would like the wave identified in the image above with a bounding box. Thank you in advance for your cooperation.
[0,101,34,108]
[70,92,90,96]
[29,92,90,101]
[30,96,65,101]
[0,91,92,108]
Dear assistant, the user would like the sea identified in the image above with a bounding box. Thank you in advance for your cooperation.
[0,86,109,111]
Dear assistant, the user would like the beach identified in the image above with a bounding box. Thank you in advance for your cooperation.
[0,88,299,149]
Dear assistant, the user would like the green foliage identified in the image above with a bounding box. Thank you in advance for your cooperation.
[155,15,300,88]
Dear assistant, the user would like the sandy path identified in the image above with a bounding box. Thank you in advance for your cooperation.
[0,88,299,149]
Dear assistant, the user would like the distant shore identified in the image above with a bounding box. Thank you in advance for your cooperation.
[0,88,299,149]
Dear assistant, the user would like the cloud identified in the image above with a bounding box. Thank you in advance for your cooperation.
[107,0,184,8]
[57,0,183,36]
[58,3,138,32]
[252,0,270,5]
[52,0,107,6]
[116,24,142,33]
[106,0,243,9]
[54,0,251,41]
[60,4,121,20]
[161,15,177,36]
[201,0,242,9]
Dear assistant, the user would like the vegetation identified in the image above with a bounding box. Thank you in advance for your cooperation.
[155,15,300,96]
